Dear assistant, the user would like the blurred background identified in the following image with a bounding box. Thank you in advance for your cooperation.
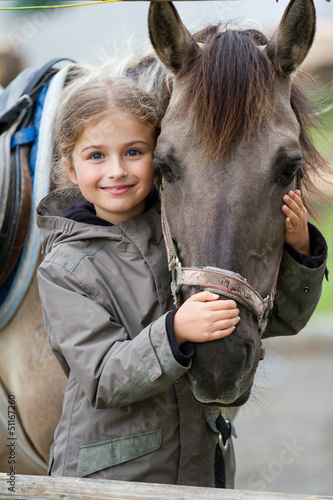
[0,0,332,496]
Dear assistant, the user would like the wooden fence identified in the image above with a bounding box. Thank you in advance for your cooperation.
[0,473,332,500]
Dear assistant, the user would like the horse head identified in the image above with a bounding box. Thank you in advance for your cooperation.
[148,0,316,406]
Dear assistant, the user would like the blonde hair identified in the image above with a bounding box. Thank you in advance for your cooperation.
[52,70,159,188]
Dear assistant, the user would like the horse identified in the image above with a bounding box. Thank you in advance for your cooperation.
[145,0,328,406]
[0,0,328,477]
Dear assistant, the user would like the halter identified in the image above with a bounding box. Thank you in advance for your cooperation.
[160,184,281,334]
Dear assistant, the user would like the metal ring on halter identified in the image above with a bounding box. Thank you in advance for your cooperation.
[218,419,230,452]
[218,433,229,452]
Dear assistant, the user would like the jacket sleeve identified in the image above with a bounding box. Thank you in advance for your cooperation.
[262,224,328,339]
[37,261,190,410]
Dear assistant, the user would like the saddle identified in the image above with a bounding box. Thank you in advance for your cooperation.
[0,58,76,329]
[0,116,32,286]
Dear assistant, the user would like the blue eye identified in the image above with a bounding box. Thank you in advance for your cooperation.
[127,149,139,157]
[90,152,103,160]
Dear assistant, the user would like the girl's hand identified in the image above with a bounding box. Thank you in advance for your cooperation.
[173,292,240,346]
[282,189,310,255]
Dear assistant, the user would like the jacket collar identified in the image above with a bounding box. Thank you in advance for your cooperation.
[36,187,162,256]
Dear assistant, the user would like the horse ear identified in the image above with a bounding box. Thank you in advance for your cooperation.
[265,0,316,76]
[148,1,199,74]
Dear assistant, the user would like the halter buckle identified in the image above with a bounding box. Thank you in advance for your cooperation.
[217,418,235,452]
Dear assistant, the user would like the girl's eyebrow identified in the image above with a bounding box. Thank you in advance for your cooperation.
[122,140,151,148]
[80,140,150,154]
[80,144,103,153]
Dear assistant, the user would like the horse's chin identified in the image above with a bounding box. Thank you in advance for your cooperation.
[185,372,253,407]
[222,384,253,406]
[193,384,252,408]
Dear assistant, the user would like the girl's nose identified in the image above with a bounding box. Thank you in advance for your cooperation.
[107,157,127,178]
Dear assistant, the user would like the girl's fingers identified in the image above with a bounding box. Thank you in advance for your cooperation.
[282,205,298,228]
[187,291,220,303]
[285,217,293,230]
[210,327,236,339]
[207,323,239,340]
[282,190,307,230]
[205,299,239,312]
[189,292,238,306]
[189,293,238,310]
[213,316,240,331]
[210,308,240,323]
[287,190,306,212]
[282,204,291,217]
[283,194,301,216]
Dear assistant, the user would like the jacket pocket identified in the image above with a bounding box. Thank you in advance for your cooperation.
[77,429,162,478]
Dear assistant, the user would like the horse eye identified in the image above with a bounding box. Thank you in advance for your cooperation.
[157,163,174,182]
[278,163,302,187]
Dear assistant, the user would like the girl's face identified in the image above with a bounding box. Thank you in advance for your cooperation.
[66,112,155,225]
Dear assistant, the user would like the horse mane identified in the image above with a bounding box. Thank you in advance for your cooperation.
[177,26,275,161]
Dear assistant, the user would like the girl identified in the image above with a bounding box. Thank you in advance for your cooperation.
[37,72,327,487]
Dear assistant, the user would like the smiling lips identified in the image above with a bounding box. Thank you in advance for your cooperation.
[101,184,135,196]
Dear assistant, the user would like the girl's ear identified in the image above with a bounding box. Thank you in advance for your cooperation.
[63,158,78,185]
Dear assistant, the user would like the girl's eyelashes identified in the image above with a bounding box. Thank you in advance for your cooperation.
[127,149,141,157]
[89,152,104,160]
[86,148,144,160]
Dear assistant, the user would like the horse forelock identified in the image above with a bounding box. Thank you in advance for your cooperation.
[176,27,275,162]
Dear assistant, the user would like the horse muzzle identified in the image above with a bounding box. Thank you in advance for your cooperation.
[185,313,262,406]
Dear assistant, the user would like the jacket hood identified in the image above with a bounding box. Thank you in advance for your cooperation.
[36,188,161,256]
